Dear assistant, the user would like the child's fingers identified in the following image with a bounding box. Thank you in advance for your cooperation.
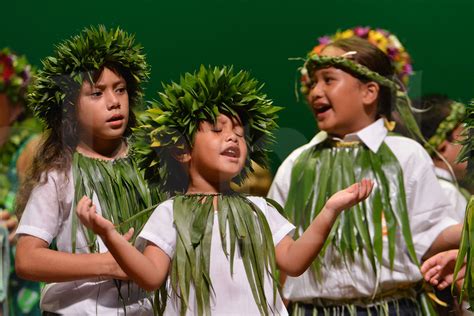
[429,277,439,286]
[362,179,373,198]
[421,253,442,273]
[423,265,441,281]
[76,196,88,217]
[438,280,449,290]
[346,182,358,194]
[421,264,441,281]
[365,179,374,197]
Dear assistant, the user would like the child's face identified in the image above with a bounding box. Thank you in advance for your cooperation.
[306,46,375,137]
[188,114,247,187]
[443,124,467,180]
[76,67,129,144]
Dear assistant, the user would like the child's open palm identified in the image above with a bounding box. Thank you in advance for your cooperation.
[325,179,373,213]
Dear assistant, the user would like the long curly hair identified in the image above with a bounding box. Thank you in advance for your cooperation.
[16,64,138,217]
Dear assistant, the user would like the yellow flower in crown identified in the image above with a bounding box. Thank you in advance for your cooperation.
[368,30,388,53]
[338,29,355,39]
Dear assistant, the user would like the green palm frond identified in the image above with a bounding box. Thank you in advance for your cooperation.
[170,193,278,316]
[72,152,162,253]
[285,137,418,284]
[457,100,474,183]
[454,192,474,311]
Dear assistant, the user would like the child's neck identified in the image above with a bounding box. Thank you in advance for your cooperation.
[186,178,232,195]
[76,138,127,160]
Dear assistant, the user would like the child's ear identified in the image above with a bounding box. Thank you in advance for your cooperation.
[361,82,379,106]
[171,147,191,163]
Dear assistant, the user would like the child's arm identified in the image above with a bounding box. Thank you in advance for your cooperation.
[275,179,373,277]
[421,249,465,290]
[15,234,130,282]
[422,224,462,260]
[76,196,170,291]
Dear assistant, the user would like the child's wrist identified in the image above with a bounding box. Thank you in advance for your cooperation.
[319,206,341,224]
[101,227,118,242]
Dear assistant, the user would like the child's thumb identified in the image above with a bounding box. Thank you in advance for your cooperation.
[123,227,135,242]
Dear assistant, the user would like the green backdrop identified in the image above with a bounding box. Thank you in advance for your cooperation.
[2,0,473,172]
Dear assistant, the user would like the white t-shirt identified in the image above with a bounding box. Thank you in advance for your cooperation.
[16,168,152,315]
[434,167,468,222]
[268,119,459,302]
[138,196,295,315]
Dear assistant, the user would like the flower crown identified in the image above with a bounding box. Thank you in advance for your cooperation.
[0,48,32,104]
[301,26,413,93]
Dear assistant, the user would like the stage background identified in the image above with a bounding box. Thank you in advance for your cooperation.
[2,0,473,171]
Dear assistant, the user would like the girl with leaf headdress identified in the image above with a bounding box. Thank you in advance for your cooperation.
[268,35,462,315]
[15,26,161,315]
[76,65,373,315]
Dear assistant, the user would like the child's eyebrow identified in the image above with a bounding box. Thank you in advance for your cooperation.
[94,78,126,89]
[319,68,337,75]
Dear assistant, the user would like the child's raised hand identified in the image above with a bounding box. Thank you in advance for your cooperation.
[421,249,465,290]
[76,196,116,237]
[0,210,18,243]
[325,179,373,213]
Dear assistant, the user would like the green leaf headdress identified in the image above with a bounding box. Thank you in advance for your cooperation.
[28,25,150,129]
[424,101,466,156]
[457,100,474,182]
[0,47,33,104]
[135,65,281,194]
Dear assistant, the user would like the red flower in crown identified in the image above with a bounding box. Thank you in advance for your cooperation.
[1,55,14,82]
[0,48,32,103]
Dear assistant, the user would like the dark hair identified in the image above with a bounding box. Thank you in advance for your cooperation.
[414,94,456,141]
[328,37,396,119]
[16,63,137,217]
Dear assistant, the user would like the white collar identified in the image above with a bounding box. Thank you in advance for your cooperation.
[434,167,455,182]
[308,119,387,153]
[339,119,387,153]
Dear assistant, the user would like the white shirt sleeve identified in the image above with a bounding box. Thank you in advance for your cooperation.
[16,171,69,245]
[137,199,176,259]
[438,179,468,222]
[386,137,459,261]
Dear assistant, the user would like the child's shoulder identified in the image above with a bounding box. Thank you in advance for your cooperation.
[244,195,267,207]
[384,134,433,169]
[243,195,285,214]
[38,168,72,187]
[157,198,175,210]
